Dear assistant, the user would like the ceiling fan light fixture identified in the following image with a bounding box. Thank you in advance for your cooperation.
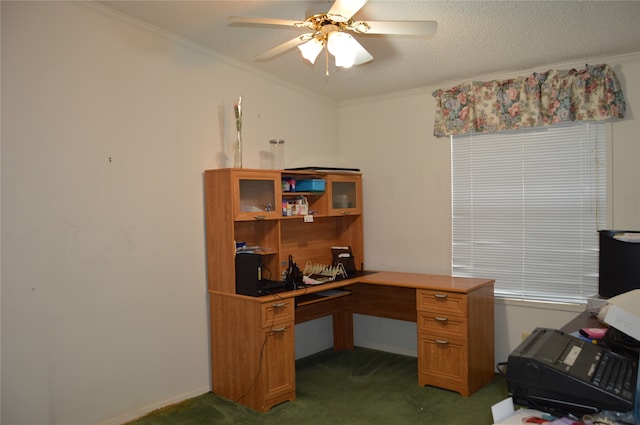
[298,37,324,64]
[327,31,357,68]
[231,0,437,71]
[334,53,356,68]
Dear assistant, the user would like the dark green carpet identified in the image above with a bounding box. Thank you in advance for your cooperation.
[125,347,509,425]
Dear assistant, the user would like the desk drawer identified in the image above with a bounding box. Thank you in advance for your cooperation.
[416,289,466,317]
[417,311,467,339]
[261,300,294,328]
[418,334,468,394]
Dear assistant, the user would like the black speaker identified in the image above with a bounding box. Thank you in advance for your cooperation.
[235,253,263,296]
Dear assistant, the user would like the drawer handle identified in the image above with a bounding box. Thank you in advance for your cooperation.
[435,339,449,345]
[434,293,448,300]
[272,302,287,309]
[434,317,449,323]
[272,327,287,333]
[341,211,351,215]
[254,215,266,220]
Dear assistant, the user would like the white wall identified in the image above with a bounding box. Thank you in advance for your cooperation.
[337,54,640,362]
[1,2,337,424]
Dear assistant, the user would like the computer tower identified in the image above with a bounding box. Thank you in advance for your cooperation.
[235,253,263,296]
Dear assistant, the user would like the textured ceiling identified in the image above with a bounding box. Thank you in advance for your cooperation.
[97,0,640,101]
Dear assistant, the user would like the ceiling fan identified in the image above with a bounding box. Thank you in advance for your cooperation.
[229,0,437,72]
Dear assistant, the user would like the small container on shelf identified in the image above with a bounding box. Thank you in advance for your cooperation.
[269,139,285,170]
[296,179,325,192]
[282,177,296,192]
[282,196,309,216]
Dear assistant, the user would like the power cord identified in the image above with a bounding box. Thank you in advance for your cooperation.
[234,307,274,404]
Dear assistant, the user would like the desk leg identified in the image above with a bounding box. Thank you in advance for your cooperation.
[333,310,354,351]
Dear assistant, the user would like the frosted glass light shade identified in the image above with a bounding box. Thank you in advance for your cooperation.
[298,38,324,64]
[327,32,357,68]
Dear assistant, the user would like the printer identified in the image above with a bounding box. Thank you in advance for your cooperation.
[507,327,638,417]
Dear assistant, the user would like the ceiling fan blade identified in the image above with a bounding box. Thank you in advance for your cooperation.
[228,16,306,28]
[353,20,438,35]
[350,37,374,66]
[256,34,314,61]
[328,0,368,22]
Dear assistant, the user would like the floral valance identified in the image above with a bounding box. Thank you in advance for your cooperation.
[432,64,626,137]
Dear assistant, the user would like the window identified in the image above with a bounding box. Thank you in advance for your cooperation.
[451,123,606,304]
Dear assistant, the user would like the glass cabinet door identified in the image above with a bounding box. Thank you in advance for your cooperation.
[327,174,362,215]
[234,171,281,220]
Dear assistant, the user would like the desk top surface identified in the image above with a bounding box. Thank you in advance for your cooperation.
[359,271,495,293]
[210,271,495,302]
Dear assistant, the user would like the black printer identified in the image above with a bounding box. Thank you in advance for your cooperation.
[507,327,638,417]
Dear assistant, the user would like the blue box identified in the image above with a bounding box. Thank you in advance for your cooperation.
[296,179,325,192]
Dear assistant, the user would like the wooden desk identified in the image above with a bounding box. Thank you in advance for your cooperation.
[209,271,495,412]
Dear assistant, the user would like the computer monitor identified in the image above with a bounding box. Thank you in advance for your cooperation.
[599,230,640,298]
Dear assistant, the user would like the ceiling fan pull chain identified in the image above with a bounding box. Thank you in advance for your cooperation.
[325,46,330,76]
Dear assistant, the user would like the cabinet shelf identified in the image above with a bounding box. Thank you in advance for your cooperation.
[281,192,324,196]
[279,215,313,219]
[236,249,278,256]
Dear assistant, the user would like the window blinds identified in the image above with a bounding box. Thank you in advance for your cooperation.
[451,123,606,303]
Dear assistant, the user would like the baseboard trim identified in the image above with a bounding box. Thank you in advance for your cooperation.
[94,386,210,425]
